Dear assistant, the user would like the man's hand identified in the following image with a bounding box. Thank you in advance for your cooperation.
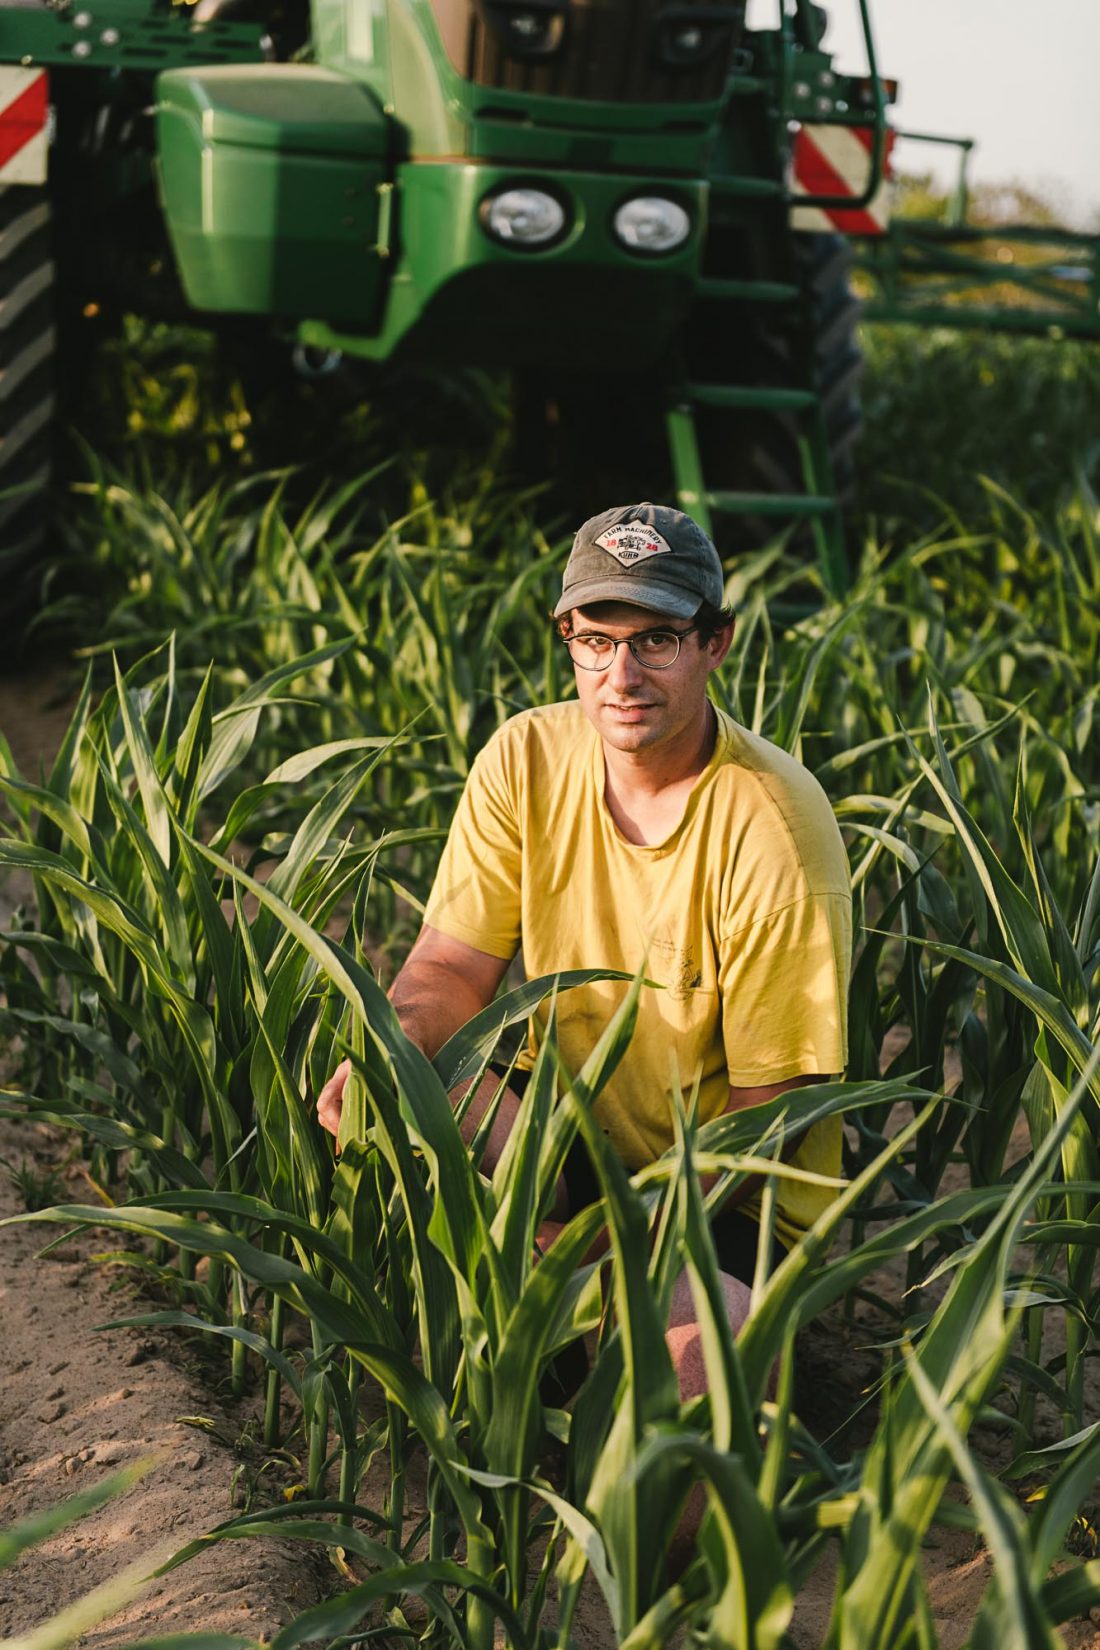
[314,925,513,1149]
[316,1057,350,1141]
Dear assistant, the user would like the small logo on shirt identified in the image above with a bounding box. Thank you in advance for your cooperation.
[595,523,673,567]
[651,937,703,1002]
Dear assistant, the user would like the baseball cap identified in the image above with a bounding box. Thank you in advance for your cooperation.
[553,502,724,620]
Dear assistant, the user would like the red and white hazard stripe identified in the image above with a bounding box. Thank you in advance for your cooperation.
[789,123,895,236]
[0,67,49,186]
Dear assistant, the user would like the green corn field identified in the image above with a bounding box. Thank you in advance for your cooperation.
[2,370,1100,1648]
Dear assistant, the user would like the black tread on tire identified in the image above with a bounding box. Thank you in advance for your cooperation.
[0,184,56,614]
[800,232,864,502]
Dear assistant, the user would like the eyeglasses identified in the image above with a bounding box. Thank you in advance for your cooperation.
[563,624,698,672]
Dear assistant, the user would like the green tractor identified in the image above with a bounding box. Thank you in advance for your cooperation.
[0,0,1095,599]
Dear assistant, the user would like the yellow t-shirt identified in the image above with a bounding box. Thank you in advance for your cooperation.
[423,702,852,1247]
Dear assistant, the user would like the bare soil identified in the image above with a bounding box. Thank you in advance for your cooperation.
[0,1114,331,1645]
[1,667,1098,1648]
[0,670,330,1643]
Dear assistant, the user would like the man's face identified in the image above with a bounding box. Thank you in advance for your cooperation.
[566,601,733,756]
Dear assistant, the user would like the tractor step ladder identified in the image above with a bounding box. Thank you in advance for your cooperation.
[696,277,800,303]
[685,131,864,594]
[667,383,849,596]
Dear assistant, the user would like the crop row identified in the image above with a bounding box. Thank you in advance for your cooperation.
[1,480,1099,1647]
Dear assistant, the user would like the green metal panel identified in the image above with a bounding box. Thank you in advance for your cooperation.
[299,161,706,364]
[0,0,265,71]
[310,0,394,111]
[158,64,389,153]
[314,0,733,173]
[155,65,389,322]
[381,0,465,156]
[464,113,717,174]
[300,160,705,364]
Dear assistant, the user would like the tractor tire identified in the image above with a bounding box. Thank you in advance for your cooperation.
[799,231,864,505]
[0,184,55,612]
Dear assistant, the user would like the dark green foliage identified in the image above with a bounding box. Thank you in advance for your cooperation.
[855,328,1100,527]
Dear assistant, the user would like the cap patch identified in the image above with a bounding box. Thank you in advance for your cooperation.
[594,522,673,567]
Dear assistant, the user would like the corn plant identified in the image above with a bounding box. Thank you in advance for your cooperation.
[0,641,427,1398]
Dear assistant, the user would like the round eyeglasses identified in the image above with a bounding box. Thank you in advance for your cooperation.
[563,624,698,672]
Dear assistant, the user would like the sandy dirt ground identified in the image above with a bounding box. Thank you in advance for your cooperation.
[0,670,330,1643]
[1,665,1098,1648]
[0,1114,332,1645]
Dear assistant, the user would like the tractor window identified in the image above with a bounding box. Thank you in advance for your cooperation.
[429,0,746,103]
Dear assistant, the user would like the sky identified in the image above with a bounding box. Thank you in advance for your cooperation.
[749,0,1100,229]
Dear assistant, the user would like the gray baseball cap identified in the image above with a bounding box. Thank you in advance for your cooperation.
[553,502,724,620]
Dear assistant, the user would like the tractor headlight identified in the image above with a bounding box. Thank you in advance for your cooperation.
[481,188,567,248]
[613,196,691,254]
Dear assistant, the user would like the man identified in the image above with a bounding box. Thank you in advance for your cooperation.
[318,501,851,1391]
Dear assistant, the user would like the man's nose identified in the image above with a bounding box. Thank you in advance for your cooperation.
[605,640,645,691]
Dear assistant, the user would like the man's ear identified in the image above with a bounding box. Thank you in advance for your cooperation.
[707,619,735,667]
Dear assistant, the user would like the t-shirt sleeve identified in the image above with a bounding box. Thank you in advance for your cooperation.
[719,891,851,1087]
[422,730,523,961]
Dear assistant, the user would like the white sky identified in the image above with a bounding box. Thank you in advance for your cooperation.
[748,0,1100,228]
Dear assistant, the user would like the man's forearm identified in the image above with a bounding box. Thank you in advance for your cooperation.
[389,951,523,1171]
[388,959,493,1060]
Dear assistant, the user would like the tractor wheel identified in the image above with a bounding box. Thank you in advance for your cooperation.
[799,231,864,505]
[737,232,864,510]
[0,184,56,612]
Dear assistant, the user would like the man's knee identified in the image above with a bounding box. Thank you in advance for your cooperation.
[665,1267,752,1403]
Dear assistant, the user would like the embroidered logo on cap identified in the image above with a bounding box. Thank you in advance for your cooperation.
[594,523,673,567]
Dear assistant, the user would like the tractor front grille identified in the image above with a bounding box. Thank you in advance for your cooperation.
[430,0,745,104]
